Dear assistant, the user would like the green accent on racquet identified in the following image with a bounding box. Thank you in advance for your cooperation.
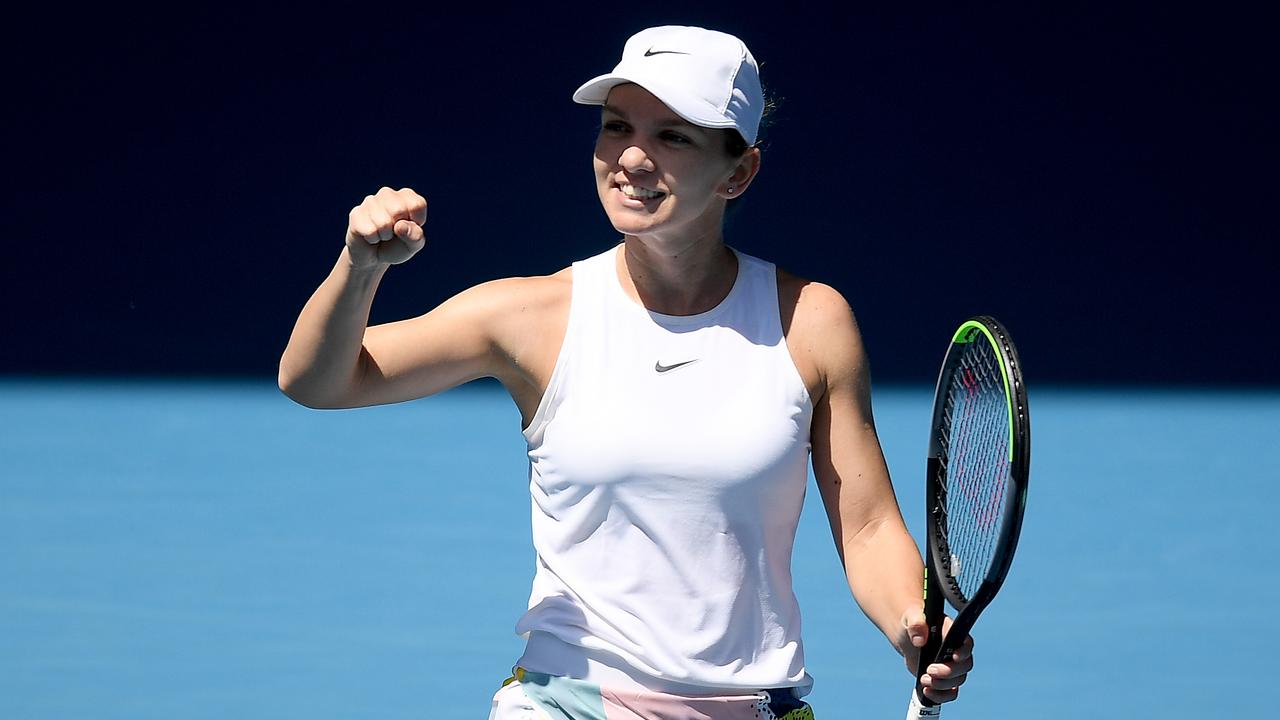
[949,320,1014,463]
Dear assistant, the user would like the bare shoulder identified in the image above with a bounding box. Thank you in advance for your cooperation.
[480,267,573,349]
[493,265,574,297]
[778,269,860,336]
[470,267,573,421]
[438,266,573,373]
[353,266,572,410]
[377,266,572,351]
[777,268,868,404]
[452,266,573,317]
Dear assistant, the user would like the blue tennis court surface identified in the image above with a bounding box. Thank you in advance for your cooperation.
[2,379,1275,718]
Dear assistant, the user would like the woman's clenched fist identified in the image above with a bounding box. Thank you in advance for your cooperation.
[345,187,427,269]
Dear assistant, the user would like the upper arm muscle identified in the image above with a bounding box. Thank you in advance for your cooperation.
[786,280,903,557]
[341,273,569,409]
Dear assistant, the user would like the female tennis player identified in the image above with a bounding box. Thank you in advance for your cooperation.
[279,25,973,719]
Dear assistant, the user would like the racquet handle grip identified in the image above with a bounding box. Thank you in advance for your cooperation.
[905,690,942,719]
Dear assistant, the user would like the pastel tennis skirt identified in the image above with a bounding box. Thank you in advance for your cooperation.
[488,668,815,720]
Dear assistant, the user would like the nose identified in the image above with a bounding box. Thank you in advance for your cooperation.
[618,145,655,173]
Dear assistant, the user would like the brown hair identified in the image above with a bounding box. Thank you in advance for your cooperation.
[723,87,777,218]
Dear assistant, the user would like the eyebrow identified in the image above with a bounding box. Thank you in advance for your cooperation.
[601,104,701,130]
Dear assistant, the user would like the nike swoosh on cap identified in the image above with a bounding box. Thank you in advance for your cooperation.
[654,359,698,373]
[644,48,690,57]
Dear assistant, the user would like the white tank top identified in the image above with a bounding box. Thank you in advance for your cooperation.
[516,244,815,693]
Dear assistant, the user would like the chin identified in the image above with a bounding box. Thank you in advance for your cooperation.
[610,223,656,239]
[603,209,663,237]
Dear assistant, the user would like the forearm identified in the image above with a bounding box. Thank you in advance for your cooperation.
[278,247,388,407]
[841,516,925,655]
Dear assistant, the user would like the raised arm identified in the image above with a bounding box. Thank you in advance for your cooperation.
[278,187,566,414]
[786,279,972,704]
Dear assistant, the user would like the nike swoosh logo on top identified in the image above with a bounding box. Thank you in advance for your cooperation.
[654,359,699,373]
[644,48,690,57]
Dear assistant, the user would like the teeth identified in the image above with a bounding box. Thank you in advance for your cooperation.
[620,184,663,199]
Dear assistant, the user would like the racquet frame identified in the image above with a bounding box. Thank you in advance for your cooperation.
[913,315,1030,710]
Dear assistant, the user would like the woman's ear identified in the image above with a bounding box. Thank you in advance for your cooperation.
[720,147,762,199]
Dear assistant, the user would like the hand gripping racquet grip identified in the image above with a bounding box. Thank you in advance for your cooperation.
[905,690,942,719]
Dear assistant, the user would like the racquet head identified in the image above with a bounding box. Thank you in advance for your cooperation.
[926,315,1030,616]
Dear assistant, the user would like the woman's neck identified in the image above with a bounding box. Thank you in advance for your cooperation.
[617,233,738,316]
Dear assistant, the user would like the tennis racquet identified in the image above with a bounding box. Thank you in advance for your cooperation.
[905,315,1030,719]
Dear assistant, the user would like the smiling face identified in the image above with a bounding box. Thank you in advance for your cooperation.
[593,83,759,244]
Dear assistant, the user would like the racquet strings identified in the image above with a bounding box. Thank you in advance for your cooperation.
[938,338,1011,603]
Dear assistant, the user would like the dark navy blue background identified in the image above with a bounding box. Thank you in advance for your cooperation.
[5,6,1273,383]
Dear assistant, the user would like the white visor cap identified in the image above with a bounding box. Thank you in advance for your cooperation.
[573,26,763,146]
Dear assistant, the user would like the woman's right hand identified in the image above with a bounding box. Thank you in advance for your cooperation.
[345,187,428,269]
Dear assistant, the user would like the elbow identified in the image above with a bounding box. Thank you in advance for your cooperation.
[277,369,315,408]
[277,367,339,409]
[279,384,344,410]
[277,347,370,409]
